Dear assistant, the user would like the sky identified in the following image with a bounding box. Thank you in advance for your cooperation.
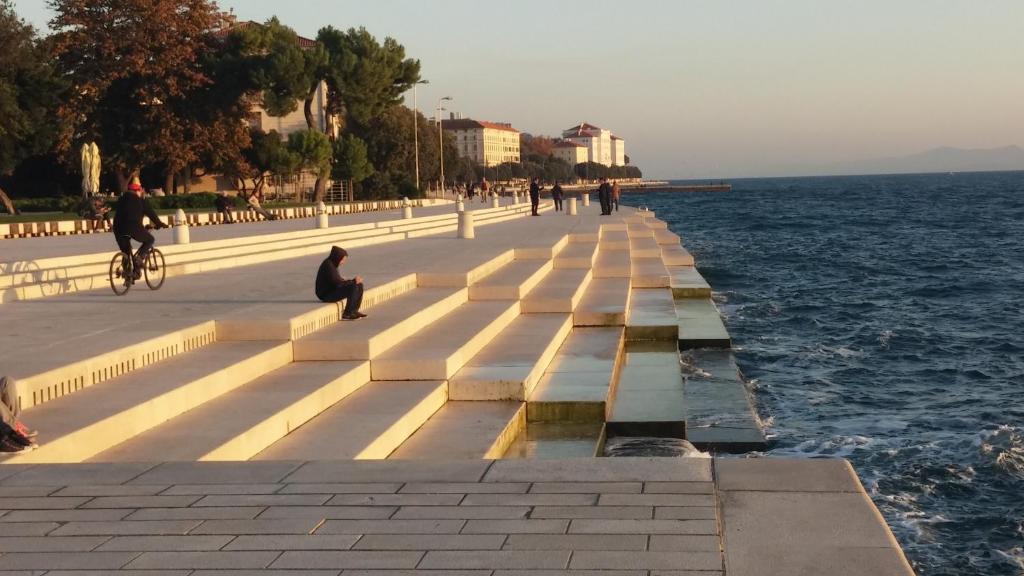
[14,0,1024,179]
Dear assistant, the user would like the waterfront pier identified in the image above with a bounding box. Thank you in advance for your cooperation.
[0,197,914,574]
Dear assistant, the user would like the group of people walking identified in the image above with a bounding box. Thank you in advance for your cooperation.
[598,177,621,215]
[525,177,621,216]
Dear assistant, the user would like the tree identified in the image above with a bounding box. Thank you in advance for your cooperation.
[332,134,374,184]
[232,129,291,198]
[0,0,63,213]
[287,129,332,195]
[48,0,230,192]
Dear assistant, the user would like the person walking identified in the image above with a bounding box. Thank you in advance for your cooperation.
[480,177,491,202]
[611,180,621,212]
[551,181,564,212]
[529,178,544,216]
[315,246,366,320]
[597,177,613,215]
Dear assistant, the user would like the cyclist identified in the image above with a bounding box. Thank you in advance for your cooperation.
[113,177,167,279]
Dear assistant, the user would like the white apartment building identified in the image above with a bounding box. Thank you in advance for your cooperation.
[552,140,589,166]
[562,122,626,167]
[442,118,521,167]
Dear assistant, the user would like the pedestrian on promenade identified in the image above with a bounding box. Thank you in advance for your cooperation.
[529,178,544,216]
[551,181,564,212]
[598,177,613,215]
[315,246,366,320]
[481,177,490,201]
[215,192,235,224]
[0,376,37,453]
[612,180,621,212]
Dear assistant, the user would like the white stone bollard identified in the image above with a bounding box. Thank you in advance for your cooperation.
[402,197,413,219]
[316,201,328,229]
[582,193,590,207]
[567,197,578,216]
[491,193,500,208]
[172,209,190,244]
[512,191,520,205]
[457,210,475,239]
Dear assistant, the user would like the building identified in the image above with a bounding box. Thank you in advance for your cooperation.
[552,140,589,166]
[442,117,521,167]
[562,122,626,167]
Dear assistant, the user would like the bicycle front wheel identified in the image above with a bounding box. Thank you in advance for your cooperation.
[109,252,132,296]
[144,249,166,290]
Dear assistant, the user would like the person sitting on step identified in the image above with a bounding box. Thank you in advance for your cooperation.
[0,376,37,453]
[315,246,366,320]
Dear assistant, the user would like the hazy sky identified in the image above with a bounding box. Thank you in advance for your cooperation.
[15,0,1024,178]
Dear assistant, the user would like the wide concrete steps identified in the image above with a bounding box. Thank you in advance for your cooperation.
[553,242,598,269]
[683,349,766,452]
[629,236,662,258]
[670,265,712,298]
[389,401,525,459]
[599,230,630,250]
[91,361,370,462]
[676,298,732,350]
[627,288,680,341]
[2,341,292,464]
[528,327,624,423]
[521,268,592,313]
[371,300,521,381]
[293,286,467,360]
[503,422,606,458]
[662,244,695,266]
[255,380,446,460]
[469,258,552,300]
[593,247,631,278]
[608,341,686,438]
[449,313,572,401]
[575,278,631,326]
[631,257,670,288]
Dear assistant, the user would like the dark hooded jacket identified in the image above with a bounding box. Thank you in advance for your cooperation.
[315,246,354,300]
[113,192,165,234]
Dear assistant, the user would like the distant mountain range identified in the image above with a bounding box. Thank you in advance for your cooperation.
[820,145,1024,176]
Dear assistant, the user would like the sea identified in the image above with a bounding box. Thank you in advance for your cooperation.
[623,171,1024,576]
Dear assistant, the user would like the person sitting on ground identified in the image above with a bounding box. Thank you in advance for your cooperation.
[315,246,366,320]
[214,192,235,223]
[79,196,112,231]
[246,193,278,221]
[0,376,36,453]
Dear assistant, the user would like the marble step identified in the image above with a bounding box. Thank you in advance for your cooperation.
[683,349,766,452]
[575,278,631,327]
[675,298,732,349]
[629,237,662,258]
[521,268,593,313]
[528,327,624,423]
[593,248,631,278]
[669,266,711,298]
[3,341,292,464]
[503,422,606,459]
[449,313,572,401]
[91,361,370,462]
[661,245,695,266]
[552,242,599,270]
[293,287,467,361]
[626,288,679,341]
[371,300,521,380]
[389,402,525,459]
[607,341,686,438]
[469,259,553,300]
[255,380,447,460]
[631,257,670,288]
[599,230,630,250]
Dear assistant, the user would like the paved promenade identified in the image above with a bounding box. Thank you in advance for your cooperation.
[0,458,913,575]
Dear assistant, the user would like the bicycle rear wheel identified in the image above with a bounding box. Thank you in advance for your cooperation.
[109,252,132,295]
[144,249,166,290]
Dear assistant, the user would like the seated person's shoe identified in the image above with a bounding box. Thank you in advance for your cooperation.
[14,421,37,440]
[354,312,367,318]
[342,312,365,320]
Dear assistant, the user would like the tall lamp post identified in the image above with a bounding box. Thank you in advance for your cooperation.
[412,80,428,192]
[437,96,453,194]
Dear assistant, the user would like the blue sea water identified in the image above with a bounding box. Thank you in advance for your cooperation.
[625,171,1024,576]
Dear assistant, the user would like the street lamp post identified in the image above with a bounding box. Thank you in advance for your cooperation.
[437,96,452,195]
[412,80,428,192]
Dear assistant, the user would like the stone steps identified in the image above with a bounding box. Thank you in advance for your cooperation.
[254,380,447,460]
[553,242,599,269]
[662,244,695,266]
[91,360,370,462]
[503,422,606,458]
[682,349,766,452]
[521,268,593,313]
[528,327,624,423]
[607,341,686,438]
[575,278,631,327]
[593,248,631,278]
[669,266,711,298]
[469,258,553,301]
[629,236,662,258]
[370,300,521,381]
[626,288,679,341]
[389,401,526,459]
[292,286,468,360]
[449,313,573,401]
[598,230,630,250]
[631,257,670,288]
[2,341,292,464]
[676,298,732,350]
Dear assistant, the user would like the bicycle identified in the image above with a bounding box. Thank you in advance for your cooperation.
[109,247,165,295]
